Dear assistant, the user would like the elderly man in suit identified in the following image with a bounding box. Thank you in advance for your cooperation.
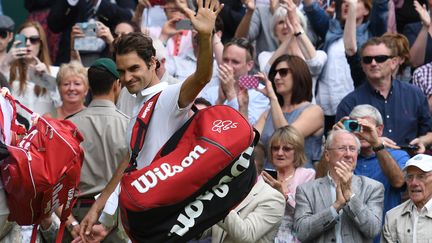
[294,129,384,243]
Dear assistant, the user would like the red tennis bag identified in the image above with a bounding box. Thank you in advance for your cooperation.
[0,94,84,243]
[119,93,258,242]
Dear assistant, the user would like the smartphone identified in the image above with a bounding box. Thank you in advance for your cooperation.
[175,19,193,30]
[239,75,260,89]
[77,22,97,37]
[343,119,360,132]
[15,34,26,49]
[399,144,419,151]
[264,169,277,179]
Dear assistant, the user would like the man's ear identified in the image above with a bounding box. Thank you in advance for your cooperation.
[376,124,384,137]
[324,149,330,162]
[390,57,398,72]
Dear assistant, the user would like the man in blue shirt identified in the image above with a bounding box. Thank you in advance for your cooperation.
[336,37,432,152]
[336,104,408,214]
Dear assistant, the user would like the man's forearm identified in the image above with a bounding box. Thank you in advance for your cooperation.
[375,149,405,188]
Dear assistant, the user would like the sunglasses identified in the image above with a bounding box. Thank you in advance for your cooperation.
[274,68,291,78]
[0,30,9,39]
[271,145,294,153]
[362,55,393,64]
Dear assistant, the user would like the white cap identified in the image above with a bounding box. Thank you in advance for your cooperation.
[403,154,432,172]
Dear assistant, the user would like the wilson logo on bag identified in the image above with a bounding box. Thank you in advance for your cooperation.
[119,93,258,243]
[0,94,84,243]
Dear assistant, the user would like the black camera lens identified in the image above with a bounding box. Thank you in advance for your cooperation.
[349,121,359,131]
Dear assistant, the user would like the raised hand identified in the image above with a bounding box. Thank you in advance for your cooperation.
[79,204,101,242]
[414,0,431,28]
[262,171,288,196]
[356,118,381,147]
[255,72,277,101]
[242,0,256,11]
[334,161,353,201]
[96,21,114,44]
[160,18,184,43]
[178,0,224,36]
[218,63,236,100]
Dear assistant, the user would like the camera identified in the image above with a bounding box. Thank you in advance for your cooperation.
[74,22,106,53]
[343,119,360,132]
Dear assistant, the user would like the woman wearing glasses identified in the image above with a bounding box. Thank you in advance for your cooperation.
[255,54,324,170]
[262,126,315,243]
[8,21,61,124]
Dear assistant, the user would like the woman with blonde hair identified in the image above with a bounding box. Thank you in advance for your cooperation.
[9,21,60,122]
[262,125,315,242]
[45,61,88,119]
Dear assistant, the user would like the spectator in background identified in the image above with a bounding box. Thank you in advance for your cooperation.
[344,1,413,86]
[381,154,432,243]
[262,126,315,242]
[235,0,279,64]
[48,0,135,65]
[255,54,324,169]
[337,37,432,151]
[294,129,384,243]
[412,61,432,113]
[201,38,269,125]
[9,21,61,124]
[25,0,60,62]
[65,58,129,242]
[381,33,412,82]
[200,133,286,243]
[405,0,432,68]
[218,0,245,43]
[334,105,408,224]
[0,15,14,79]
[258,0,327,104]
[303,0,387,134]
[46,61,88,119]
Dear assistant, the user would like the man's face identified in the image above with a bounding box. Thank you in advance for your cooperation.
[116,51,157,94]
[406,166,432,208]
[361,44,397,83]
[325,132,359,171]
[0,30,12,53]
[222,45,253,79]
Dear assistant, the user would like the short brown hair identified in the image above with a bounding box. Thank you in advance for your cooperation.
[113,32,156,68]
[268,126,307,168]
[224,38,254,62]
[360,37,391,57]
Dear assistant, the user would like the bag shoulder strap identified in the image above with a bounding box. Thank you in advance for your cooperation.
[126,92,162,172]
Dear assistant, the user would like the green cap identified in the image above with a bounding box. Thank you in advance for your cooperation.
[90,58,119,79]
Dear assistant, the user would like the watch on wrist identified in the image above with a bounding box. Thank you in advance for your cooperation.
[372,143,385,152]
[67,221,79,232]
[294,31,304,37]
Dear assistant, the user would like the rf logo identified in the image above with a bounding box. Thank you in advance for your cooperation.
[211,120,238,133]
